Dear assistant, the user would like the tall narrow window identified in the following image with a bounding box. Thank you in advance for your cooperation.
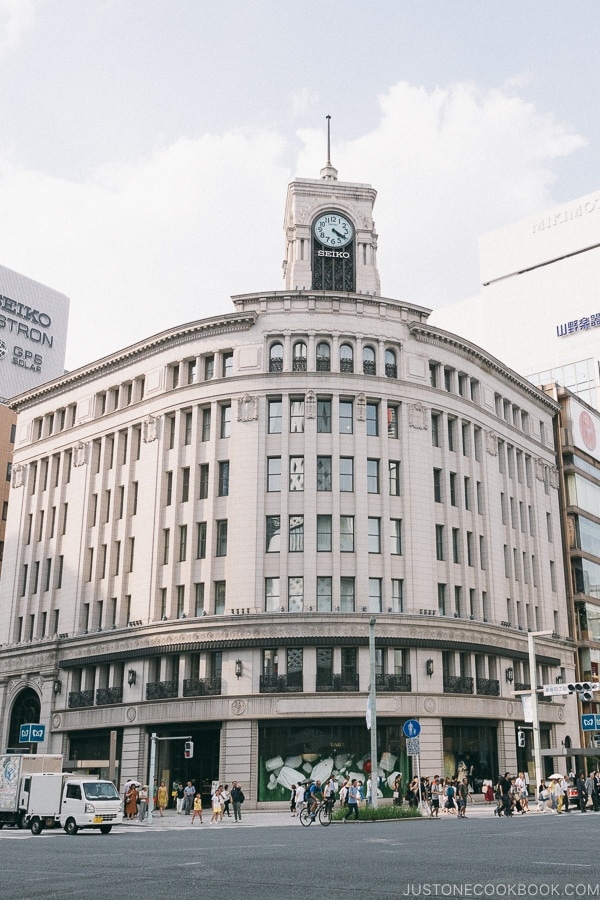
[216,520,228,557]
[317,576,332,612]
[218,461,229,496]
[220,404,231,438]
[366,402,379,436]
[266,516,280,552]
[290,399,305,433]
[339,400,353,434]
[268,399,282,434]
[340,515,354,552]
[289,515,304,552]
[289,456,304,491]
[201,407,211,441]
[317,456,332,491]
[390,519,402,555]
[317,515,332,551]
[317,398,332,432]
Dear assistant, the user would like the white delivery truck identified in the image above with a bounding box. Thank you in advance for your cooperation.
[0,754,63,828]
[24,772,123,834]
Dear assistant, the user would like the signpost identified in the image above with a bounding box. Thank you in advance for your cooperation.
[581,713,600,732]
[403,720,421,739]
[542,684,571,696]
[403,720,423,807]
[19,723,46,743]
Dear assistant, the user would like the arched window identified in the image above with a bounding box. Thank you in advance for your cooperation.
[363,346,376,375]
[385,348,397,378]
[292,341,307,372]
[316,341,331,372]
[8,687,41,751]
[269,342,283,373]
[340,343,354,373]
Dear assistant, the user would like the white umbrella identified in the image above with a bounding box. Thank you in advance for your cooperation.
[548,773,562,780]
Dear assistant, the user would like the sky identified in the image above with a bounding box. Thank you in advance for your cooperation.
[0,0,597,371]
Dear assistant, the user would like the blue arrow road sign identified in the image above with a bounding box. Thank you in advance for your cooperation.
[581,714,600,731]
[19,723,46,742]
[403,719,421,738]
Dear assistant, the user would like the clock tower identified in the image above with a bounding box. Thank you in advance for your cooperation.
[283,122,380,295]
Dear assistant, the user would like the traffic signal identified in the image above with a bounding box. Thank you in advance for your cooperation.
[517,729,526,748]
[184,740,194,759]
[567,681,600,702]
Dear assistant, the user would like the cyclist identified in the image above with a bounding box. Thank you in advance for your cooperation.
[308,780,324,819]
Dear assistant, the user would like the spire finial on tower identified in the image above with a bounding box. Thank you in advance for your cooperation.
[320,114,338,181]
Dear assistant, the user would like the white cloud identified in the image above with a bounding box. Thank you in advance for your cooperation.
[0,0,39,53]
[291,88,319,117]
[0,79,587,371]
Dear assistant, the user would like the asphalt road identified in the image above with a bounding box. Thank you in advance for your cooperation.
[1,812,598,900]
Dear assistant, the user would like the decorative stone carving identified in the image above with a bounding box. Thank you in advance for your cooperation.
[237,394,258,422]
[486,431,498,456]
[506,702,514,717]
[11,464,25,488]
[535,458,547,482]
[73,441,88,467]
[356,394,366,421]
[423,697,436,713]
[143,416,159,443]
[126,707,137,722]
[231,699,246,716]
[550,466,560,490]
[305,391,316,419]
[557,705,565,721]
[408,402,427,430]
[52,714,61,729]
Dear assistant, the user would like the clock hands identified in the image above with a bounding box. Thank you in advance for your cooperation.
[332,228,347,239]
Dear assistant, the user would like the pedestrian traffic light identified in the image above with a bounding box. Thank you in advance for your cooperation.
[184,740,194,759]
[567,681,600,702]
[517,729,526,748]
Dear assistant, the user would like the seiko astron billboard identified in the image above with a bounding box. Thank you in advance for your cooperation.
[0,264,69,401]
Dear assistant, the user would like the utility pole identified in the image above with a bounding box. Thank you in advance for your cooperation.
[528,630,553,800]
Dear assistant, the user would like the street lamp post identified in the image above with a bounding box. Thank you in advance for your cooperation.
[527,630,553,801]
[368,617,378,809]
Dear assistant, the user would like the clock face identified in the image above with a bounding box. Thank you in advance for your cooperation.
[314,213,353,248]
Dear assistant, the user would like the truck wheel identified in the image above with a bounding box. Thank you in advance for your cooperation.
[17,812,26,829]
[99,825,112,834]
[30,818,44,835]
[64,818,78,835]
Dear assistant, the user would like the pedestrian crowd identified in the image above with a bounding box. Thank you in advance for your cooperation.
[121,777,245,823]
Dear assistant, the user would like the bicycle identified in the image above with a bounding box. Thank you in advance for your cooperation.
[299,799,332,826]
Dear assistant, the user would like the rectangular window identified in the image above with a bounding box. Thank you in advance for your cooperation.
[367,458,380,493]
[196,522,207,559]
[20,563,28,596]
[389,460,401,496]
[462,422,470,456]
[340,577,355,612]
[369,578,382,613]
[429,362,439,387]
[179,524,188,561]
[433,468,442,503]
[204,355,214,380]
[501,492,507,525]
[339,400,353,434]
[181,467,190,502]
[195,583,205,616]
[288,576,304,612]
[317,456,332,491]
[391,579,403,613]
[317,398,332,433]
[184,410,193,445]
[290,399,305,433]
[550,559,556,591]
[268,399,282,434]
[56,556,63,590]
[340,457,354,492]
[479,535,486,569]
[340,515,354,552]
[447,418,456,451]
[467,532,474,567]
[436,524,444,560]
[199,464,209,499]
[366,402,379,436]
[167,415,175,450]
[128,537,135,572]
[218,460,229,496]
[267,457,281,492]
[390,518,402,555]
[61,503,68,536]
[177,585,185,618]
[222,351,233,376]
[450,472,457,506]
[166,470,173,505]
[431,412,441,447]
[317,514,332,551]
[163,528,170,565]
[476,482,483,515]
[266,516,280,552]
[44,559,51,592]
[387,404,399,438]
[438,583,446,616]
[317,576,332,612]
[546,512,553,542]
[216,520,228,556]
[289,456,304,491]
[464,476,470,510]
[289,515,304,552]
[220,404,231,438]
[201,407,211,441]
[215,580,226,615]
[368,517,381,553]
[454,586,462,616]
[444,368,454,392]
[118,485,125,519]
[452,528,460,563]
[132,481,139,515]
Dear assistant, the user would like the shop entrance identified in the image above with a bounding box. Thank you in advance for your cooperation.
[151,725,220,808]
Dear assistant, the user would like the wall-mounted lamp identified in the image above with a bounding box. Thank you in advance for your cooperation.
[426,659,434,677]
[53,679,62,695]
[127,669,137,686]
[235,659,242,679]
[555,675,563,684]
[505,667,514,684]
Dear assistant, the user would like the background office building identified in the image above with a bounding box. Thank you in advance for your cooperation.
[0,160,578,804]
[431,189,600,411]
